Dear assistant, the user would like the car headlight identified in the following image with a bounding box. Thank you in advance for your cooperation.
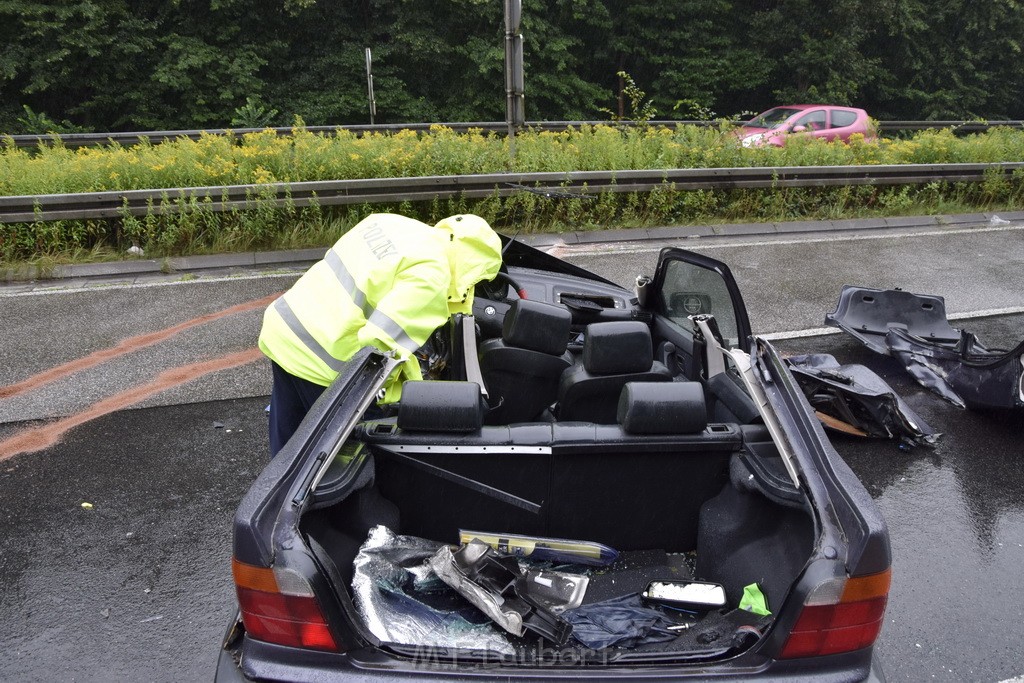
[741,133,766,148]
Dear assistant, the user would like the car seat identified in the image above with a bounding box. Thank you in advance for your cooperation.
[557,321,672,423]
[478,298,573,424]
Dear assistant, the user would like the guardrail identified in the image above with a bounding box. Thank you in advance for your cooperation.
[3,163,1022,224]
[6,120,1024,149]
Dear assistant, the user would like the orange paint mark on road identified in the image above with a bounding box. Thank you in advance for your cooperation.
[0,348,264,462]
[0,293,279,400]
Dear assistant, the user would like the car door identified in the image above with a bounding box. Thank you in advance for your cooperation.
[791,109,828,140]
[648,248,757,421]
[828,108,864,142]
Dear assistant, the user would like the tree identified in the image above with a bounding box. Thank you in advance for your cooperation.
[0,0,299,131]
[521,0,613,120]
[585,0,767,119]
[733,0,886,110]
[864,0,1024,119]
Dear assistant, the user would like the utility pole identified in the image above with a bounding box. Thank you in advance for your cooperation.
[504,0,524,161]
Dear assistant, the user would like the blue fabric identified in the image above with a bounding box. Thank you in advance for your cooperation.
[268,360,326,457]
[563,593,678,649]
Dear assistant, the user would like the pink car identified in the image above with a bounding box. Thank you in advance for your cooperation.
[739,104,874,147]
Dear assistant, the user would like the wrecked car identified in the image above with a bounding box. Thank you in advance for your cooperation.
[826,285,1024,409]
[216,241,891,682]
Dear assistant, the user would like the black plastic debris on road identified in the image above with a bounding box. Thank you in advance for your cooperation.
[825,285,1024,410]
[786,353,939,448]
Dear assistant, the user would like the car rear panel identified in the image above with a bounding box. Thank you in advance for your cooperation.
[226,636,883,682]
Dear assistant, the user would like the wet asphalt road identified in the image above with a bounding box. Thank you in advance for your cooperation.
[2,220,1024,681]
[0,398,267,682]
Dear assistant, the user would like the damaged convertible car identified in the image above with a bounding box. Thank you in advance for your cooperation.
[216,240,891,682]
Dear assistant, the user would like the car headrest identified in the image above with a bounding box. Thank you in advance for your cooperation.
[397,381,483,432]
[502,299,572,355]
[583,321,654,374]
[617,381,708,434]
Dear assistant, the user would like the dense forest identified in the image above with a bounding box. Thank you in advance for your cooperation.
[2,0,1023,134]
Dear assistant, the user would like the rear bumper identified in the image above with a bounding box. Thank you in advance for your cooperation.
[215,627,886,683]
[215,643,250,683]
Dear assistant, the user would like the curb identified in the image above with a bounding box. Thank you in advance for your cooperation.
[4,210,1023,282]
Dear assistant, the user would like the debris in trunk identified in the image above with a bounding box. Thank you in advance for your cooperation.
[641,580,727,612]
[459,529,619,566]
[562,593,678,649]
[351,526,515,655]
[428,540,578,645]
[825,285,1024,409]
[739,583,771,616]
[786,353,939,447]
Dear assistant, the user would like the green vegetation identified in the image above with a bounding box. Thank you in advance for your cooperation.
[3,124,1024,269]
[8,124,1024,196]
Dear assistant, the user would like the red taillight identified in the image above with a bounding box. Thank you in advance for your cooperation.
[779,568,891,659]
[233,558,340,652]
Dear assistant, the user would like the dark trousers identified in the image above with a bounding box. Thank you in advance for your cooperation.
[268,361,326,457]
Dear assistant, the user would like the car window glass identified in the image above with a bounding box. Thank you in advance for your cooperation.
[659,260,741,347]
[831,110,858,128]
[746,107,800,128]
[794,110,827,131]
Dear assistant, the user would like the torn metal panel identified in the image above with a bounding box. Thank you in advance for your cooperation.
[825,285,1024,410]
[786,353,939,446]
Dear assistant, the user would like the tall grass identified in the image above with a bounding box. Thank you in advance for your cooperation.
[2,124,1024,266]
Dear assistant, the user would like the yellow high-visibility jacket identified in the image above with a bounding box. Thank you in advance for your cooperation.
[259,213,501,401]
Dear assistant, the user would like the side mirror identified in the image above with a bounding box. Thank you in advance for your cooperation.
[792,125,807,133]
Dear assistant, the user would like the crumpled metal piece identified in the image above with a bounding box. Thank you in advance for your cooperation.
[428,539,579,645]
[786,353,939,446]
[825,285,1024,410]
[351,525,514,654]
[886,327,1024,409]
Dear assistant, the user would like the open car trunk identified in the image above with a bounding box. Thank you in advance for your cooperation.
[298,406,815,665]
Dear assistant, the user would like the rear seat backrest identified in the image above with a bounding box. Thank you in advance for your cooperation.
[617,381,708,434]
[366,379,740,550]
[397,380,484,433]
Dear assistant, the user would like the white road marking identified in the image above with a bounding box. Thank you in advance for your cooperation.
[761,305,1024,340]
[761,327,841,341]
[553,222,1024,257]
[948,305,1024,321]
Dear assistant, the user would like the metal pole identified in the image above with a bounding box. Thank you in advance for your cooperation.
[365,48,376,125]
[504,0,524,162]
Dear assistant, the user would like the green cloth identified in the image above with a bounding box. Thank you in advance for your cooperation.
[739,583,771,616]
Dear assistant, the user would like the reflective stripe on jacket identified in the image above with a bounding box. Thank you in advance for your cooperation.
[259,214,456,399]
